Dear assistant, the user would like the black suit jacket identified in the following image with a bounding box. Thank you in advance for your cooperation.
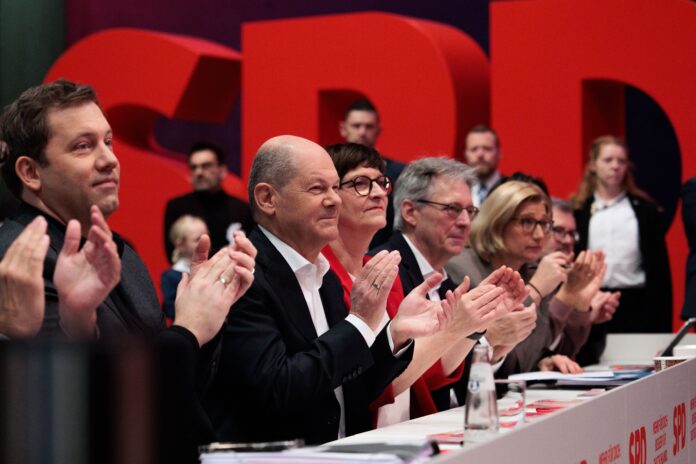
[682,177,696,319]
[0,203,165,340]
[575,194,673,332]
[205,228,413,444]
[370,232,458,409]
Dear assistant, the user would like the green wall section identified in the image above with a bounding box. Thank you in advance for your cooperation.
[0,0,66,108]
[0,0,65,216]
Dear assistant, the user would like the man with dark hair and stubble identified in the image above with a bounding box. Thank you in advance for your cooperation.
[0,80,257,462]
[464,124,504,207]
[163,141,254,262]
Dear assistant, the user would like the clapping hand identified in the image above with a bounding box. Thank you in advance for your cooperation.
[590,290,620,324]
[0,216,50,338]
[442,276,506,336]
[173,231,256,347]
[480,266,529,312]
[55,206,121,339]
[529,251,570,298]
[486,303,538,360]
[350,250,400,332]
[390,273,453,350]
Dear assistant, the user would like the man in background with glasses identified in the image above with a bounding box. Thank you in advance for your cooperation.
[163,142,255,262]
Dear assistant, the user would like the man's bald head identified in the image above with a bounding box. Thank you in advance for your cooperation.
[248,135,330,219]
[248,135,342,260]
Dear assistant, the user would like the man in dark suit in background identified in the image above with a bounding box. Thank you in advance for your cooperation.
[164,142,254,262]
[464,124,504,207]
[205,135,450,444]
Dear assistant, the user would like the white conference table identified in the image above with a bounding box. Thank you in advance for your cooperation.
[329,334,696,463]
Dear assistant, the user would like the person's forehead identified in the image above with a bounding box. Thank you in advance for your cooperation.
[190,149,218,164]
[344,164,382,177]
[466,131,496,147]
[46,102,110,138]
[598,143,626,158]
[429,175,471,201]
[345,110,378,124]
[293,146,338,180]
[552,207,576,227]
[516,200,548,216]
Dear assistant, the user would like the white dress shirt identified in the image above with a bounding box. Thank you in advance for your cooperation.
[588,193,646,288]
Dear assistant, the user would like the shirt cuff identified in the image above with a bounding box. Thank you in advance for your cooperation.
[385,320,413,357]
[479,335,506,373]
[346,314,377,347]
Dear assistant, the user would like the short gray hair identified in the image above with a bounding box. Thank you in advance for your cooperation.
[393,157,477,231]
[247,142,298,219]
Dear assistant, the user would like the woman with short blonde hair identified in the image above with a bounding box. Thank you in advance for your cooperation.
[469,181,551,265]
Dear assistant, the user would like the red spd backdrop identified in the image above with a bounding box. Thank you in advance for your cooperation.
[490,0,696,331]
[45,1,694,328]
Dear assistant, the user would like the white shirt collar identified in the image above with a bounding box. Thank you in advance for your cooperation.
[258,225,330,279]
[402,234,448,283]
[592,191,628,213]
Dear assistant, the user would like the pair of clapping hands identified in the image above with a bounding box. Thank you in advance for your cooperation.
[0,206,255,345]
[348,250,530,352]
[530,250,619,321]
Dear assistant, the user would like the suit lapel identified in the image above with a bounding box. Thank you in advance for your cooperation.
[251,228,319,344]
[320,271,346,328]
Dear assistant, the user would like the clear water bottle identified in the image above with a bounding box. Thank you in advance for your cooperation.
[464,344,499,443]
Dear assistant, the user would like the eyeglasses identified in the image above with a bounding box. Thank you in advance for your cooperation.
[189,161,218,172]
[339,175,392,196]
[511,216,553,234]
[417,199,479,220]
[551,226,580,242]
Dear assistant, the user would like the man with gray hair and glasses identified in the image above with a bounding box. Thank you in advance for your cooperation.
[370,157,527,409]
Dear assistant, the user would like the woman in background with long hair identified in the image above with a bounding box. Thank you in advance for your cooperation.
[572,135,672,364]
